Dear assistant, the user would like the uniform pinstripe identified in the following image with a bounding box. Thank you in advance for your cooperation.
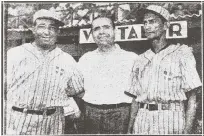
[126,43,202,134]
[6,43,82,135]
[132,102,185,134]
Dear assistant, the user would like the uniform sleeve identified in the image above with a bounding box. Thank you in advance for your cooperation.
[7,49,18,89]
[68,67,84,95]
[63,98,80,116]
[62,55,81,115]
[64,54,84,96]
[125,58,142,98]
[180,46,202,92]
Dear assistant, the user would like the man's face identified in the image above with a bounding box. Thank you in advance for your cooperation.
[143,12,166,40]
[33,18,59,49]
[91,17,115,47]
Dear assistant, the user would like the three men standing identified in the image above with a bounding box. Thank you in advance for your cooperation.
[5,4,201,135]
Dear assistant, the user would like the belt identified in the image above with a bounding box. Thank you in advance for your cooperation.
[139,103,171,111]
[85,102,131,109]
[12,106,56,116]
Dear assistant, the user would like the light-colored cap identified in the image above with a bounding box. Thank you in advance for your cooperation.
[33,9,64,26]
[145,5,170,21]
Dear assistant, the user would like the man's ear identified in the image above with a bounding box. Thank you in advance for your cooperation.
[113,28,116,38]
[164,22,170,31]
[57,29,60,34]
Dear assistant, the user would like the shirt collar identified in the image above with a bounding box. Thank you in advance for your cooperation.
[150,44,169,54]
[95,43,121,54]
[144,43,181,61]
[23,43,62,60]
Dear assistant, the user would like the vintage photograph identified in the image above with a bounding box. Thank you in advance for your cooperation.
[2,1,203,135]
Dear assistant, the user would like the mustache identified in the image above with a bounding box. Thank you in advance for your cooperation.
[145,31,155,33]
[40,36,55,38]
[36,36,56,40]
[35,33,55,38]
[98,34,110,38]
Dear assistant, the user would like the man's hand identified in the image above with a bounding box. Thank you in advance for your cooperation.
[65,72,84,97]
[66,110,81,119]
[184,88,199,134]
[127,98,139,134]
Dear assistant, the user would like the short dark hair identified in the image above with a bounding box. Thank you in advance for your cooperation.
[91,15,115,30]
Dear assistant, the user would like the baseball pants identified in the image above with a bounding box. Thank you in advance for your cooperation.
[6,106,65,135]
[133,102,185,134]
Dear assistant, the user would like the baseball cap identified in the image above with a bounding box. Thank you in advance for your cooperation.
[33,9,64,26]
[141,5,170,21]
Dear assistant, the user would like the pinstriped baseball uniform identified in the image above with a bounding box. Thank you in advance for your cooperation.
[126,43,202,134]
[6,43,81,135]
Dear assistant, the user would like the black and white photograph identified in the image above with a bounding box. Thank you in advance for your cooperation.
[1,1,203,135]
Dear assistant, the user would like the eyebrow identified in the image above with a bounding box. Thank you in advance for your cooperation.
[93,26,100,30]
[144,18,154,21]
[103,25,111,28]
[93,24,111,29]
[49,22,57,25]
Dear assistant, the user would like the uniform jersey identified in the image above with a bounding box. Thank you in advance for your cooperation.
[6,43,81,134]
[126,43,202,134]
[127,43,201,103]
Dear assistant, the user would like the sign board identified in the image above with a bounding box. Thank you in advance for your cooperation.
[79,21,188,44]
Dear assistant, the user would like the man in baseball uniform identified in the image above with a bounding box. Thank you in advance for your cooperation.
[6,9,83,135]
[125,5,202,134]
[77,16,138,134]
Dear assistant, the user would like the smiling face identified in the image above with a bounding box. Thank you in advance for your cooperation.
[143,12,167,40]
[91,17,115,48]
[33,18,59,50]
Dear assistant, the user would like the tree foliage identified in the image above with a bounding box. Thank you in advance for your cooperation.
[5,2,201,29]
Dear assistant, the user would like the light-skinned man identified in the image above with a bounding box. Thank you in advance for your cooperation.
[77,16,138,134]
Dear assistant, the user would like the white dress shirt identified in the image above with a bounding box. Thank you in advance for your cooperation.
[78,44,138,104]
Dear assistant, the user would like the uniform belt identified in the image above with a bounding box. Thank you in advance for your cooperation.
[85,102,131,109]
[139,103,171,111]
[12,106,56,116]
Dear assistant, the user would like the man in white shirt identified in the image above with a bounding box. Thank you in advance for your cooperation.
[6,9,83,135]
[77,16,138,134]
